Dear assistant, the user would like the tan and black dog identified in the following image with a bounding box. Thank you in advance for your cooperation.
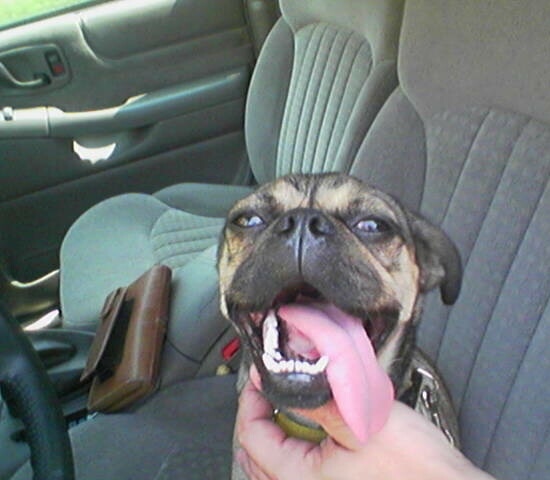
[218,173,462,479]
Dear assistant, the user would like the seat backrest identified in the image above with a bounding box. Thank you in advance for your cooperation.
[245,0,404,183]
[351,2,550,478]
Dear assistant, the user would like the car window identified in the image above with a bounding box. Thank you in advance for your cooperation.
[0,0,100,29]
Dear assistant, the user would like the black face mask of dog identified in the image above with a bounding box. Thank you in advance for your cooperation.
[218,173,461,420]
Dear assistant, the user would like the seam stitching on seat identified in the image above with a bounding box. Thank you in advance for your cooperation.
[320,37,365,172]
[289,24,330,173]
[310,30,355,172]
[434,111,526,362]
[475,175,550,467]
[322,39,365,172]
[526,418,550,480]
[153,235,221,250]
[435,115,531,363]
[455,116,531,268]
[482,289,550,471]
[297,25,338,173]
[316,31,360,171]
[437,108,491,227]
[418,114,429,210]
[299,26,341,173]
[153,236,221,251]
[275,35,303,177]
[150,209,174,245]
[154,244,219,255]
[155,230,222,242]
[453,130,546,403]
[276,24,315,177]
[278,23,321,176]
[152,223,224,238]
[155,245,219,258]
[333,42,374,172]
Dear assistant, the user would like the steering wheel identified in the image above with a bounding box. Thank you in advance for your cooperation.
[0,305,75,480]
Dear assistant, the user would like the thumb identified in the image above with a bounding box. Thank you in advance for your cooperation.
[292,400,363,450]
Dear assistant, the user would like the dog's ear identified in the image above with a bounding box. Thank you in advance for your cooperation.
[407,212,462,305]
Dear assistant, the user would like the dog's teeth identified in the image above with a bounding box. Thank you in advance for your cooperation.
[264,311,332,373]
[263,353,330,375]
[263,311,280,357]
[282,359,294,373]
[302,361,316,375]
[264,310,278,330]
[314,355,329,373]
[262,352,281,373]
[294,360,307,374]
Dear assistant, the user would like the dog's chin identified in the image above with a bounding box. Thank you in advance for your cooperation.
[229,283,397,410]
[260,366,332,409]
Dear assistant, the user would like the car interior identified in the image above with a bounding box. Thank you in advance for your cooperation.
[0,0,549,479]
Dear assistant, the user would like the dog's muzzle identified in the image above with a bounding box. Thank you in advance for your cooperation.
[226,209,400,431]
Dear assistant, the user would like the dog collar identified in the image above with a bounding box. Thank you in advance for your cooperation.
[273,410,327,444]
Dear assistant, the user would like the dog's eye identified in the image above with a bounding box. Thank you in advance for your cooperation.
[233,214,264,228]
[355,217,391,234]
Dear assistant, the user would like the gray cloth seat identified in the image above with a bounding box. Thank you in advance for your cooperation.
[347,2,550,477]
[44,1,550,480]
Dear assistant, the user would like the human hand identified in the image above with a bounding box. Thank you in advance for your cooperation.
[235,378,496,480]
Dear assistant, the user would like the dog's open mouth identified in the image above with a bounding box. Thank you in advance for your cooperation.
[233,283,394,412]
[260,309,329,376]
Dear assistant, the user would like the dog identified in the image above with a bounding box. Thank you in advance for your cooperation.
[217,173,462,479]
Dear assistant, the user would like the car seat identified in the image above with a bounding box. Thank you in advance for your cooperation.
[59,0,404,337]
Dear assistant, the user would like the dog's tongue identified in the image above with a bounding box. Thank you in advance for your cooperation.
[277,303,394,443]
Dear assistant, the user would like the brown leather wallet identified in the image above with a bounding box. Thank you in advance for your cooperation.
[81,265,172,412]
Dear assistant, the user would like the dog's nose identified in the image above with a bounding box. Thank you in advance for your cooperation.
[274,208,335,237]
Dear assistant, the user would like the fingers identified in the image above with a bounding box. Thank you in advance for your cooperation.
[236,379,321,480]
[236,379,285,446]
[236,449,274,480]
[292,400,362,451]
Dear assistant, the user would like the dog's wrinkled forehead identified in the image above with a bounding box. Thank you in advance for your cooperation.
[231,173,403,224]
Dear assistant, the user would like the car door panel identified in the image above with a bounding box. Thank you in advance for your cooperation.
[0,68,248,139]
[0,0,266,294]
[1,68,248,199]
[0,0,253,108]
[80,0,248,60]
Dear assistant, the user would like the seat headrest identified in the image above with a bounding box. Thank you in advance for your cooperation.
[279,0,404,64]
[399,0,550,123]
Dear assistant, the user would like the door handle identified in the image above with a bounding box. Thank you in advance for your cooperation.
[0,62,48,89]
[0,67,249,138]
